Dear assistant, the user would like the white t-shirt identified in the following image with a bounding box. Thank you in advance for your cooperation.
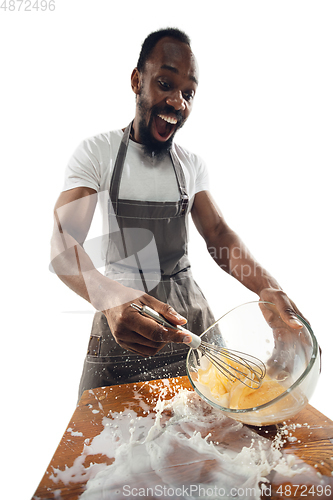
[63,129,210,204]
[62,129,210,269]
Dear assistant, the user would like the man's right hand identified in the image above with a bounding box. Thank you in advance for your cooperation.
[103,293,190,356]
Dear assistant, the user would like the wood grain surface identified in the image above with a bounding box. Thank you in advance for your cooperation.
[32,377,333,500]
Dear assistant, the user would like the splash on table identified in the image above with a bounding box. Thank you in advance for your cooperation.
[49,385,324,499]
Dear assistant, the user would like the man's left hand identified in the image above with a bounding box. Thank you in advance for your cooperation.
[259,287,306,328]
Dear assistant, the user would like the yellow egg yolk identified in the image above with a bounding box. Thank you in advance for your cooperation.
[197,362,285,410]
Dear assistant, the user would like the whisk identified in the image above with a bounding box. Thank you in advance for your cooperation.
[130,303,266,389]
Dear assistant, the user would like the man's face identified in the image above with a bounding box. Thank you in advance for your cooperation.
[131,37,199,157]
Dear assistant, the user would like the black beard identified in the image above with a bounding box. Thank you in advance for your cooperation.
[138,119,173,160]
[136,95,184,160]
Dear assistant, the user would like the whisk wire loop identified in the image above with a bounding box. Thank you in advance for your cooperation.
[200,345,265,388]
[199,341,266,387]
[130,303,266,389]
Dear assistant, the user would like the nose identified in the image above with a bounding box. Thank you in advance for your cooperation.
[166,90,186,111]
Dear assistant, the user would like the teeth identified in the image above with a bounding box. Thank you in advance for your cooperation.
[157,114,177,125]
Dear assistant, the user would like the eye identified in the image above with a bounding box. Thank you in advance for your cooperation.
[183,91,194,102]
[158,80,171,90]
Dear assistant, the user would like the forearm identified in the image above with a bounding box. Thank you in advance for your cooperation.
[206,227,304,327]
[206,228,281,296]
[50,230,141,311]
[50,229,189,354]
[192,191,303,328]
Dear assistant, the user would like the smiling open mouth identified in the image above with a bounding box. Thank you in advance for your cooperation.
[152,114,178,141]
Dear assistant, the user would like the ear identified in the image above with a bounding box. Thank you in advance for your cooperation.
[131,68,142,95]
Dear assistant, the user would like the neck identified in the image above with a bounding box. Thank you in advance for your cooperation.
[130,116,141,143]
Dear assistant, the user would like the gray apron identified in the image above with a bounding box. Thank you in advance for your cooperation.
[78,123,216,398]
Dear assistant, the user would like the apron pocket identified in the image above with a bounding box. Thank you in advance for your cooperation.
[87,335,102,356]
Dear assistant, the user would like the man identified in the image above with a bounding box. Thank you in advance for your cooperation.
[51,28,303,398]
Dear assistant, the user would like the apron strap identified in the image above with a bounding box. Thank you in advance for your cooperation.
[109,121,132,213]
[170,147,189,217]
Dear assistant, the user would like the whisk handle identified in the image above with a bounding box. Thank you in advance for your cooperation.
[130,303,201,348]
[131,304,183,330]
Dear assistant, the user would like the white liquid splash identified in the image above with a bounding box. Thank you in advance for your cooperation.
[49,386,319,499]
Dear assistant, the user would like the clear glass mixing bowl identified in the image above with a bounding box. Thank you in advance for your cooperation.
[186,301,320,426]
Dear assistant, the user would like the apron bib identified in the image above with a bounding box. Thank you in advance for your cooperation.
[78,123,216,398]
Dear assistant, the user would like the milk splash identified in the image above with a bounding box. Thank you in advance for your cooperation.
[48,387,315,499]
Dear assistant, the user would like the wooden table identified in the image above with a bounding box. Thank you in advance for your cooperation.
[32,376,333,500]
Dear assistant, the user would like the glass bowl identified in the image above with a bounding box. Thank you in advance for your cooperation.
[186,301,320,426]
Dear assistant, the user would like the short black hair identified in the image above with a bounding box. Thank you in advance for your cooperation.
[136,28,191,73]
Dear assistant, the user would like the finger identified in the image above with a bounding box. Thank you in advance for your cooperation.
[288,299,311,326]
[261,290,303,329]
[142,296,187,326]
[134,311,190,343]
[279,306,304,329]
[113,322,167,348]
[108,302,169,343]
[129,300,190,343]
[117,340,167,357]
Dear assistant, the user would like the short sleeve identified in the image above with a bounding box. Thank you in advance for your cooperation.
[194,155,210,194]
[62,138,102,193]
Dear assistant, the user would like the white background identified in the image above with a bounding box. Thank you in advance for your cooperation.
[1,1,332,498]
